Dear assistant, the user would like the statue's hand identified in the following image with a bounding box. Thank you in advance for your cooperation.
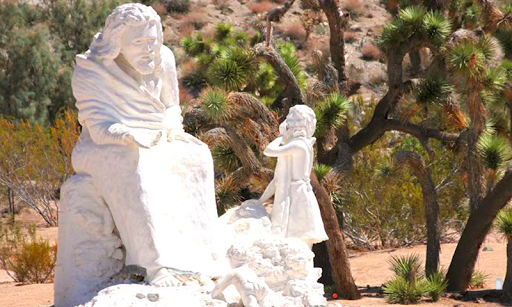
[124,130,162,148]
[167,129,205,146]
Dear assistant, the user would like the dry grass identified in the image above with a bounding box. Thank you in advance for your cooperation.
[151,3,167,19]
[344,31,357,43]
[179,11,209,30]
[213,0,230,11]
[178,24,195,39]
[179,84,195,112]
[279,21,307,42]
[361,43,381,61]
[343,0,365,17]
[179,60,200,78]
[248,1,275,14]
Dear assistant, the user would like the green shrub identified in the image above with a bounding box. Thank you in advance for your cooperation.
[165,0,190,14]
[496,207,512,237]
[383,276,427,304]
[468,271,488,289]
[425,271,448,302]
[0,224,57,284]
[389,253,422,281]
[314,164,332,182]
[384,255,447,303]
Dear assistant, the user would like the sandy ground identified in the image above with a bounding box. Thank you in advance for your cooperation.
[0,226,508,307]
[332,233,509,307]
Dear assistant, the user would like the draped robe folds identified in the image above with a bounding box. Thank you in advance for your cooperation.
[270,138,328,244]
[71,46,219,277]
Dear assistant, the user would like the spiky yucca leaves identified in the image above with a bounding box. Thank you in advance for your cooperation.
[389,254,423,281]
[477,133,512,171]
[315,93,351,137]
[425,270,448,302]
[200,87,230,122]
[481,66,507,101]
[448,38,493,136]
[314,163,332,182]
[481,66,508,126]
[207,59,246,91]
[448,40,486,78]
[468,270,488,289]
[383,276,429,304]
[275,41,307,90]
[233,31,248,46]
[496,207,512,238]
[424,11,452,47]
[379,6,451,52]
[215,175,241,215]
[180,33,211,57]
[207,47,258,91]
[225,47,258,79]
[477,36,501,63]
[255,62,277,96]
[212,145,242,172]
[215,22,233,42]
[414,74,453,105]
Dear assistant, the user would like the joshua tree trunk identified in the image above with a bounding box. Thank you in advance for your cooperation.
[446,171,512,291]
[467,127,484,212]
[504,236,512,297]
[409,49,422,77]
[254,43,305,109]
[466,80,486,211]
[394,151,440,275]
[311,173,360,299]
[318,0,348,83]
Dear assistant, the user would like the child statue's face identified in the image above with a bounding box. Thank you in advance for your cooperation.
[283,111,307,141]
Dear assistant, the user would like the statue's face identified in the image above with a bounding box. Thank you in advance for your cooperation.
[284,111,307,139]
[120,22,159,75]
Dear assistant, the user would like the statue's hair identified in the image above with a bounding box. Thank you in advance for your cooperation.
[88,3,163,64]
[288,105,317,139]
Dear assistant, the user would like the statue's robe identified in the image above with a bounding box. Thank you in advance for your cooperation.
[270,138,328,244]
[70,46,219,278]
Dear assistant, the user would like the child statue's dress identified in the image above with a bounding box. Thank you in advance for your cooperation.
[264,136,328,245]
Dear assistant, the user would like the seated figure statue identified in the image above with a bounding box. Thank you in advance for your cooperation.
[54,4,219,306]
[212,246,269,307]
[257,105,328,249]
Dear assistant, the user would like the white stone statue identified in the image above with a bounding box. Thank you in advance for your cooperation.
[54,4,219,306]
[211,246,269,307]
[258,105,328,248]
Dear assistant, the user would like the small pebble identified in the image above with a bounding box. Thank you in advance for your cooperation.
[135,293,145,299]
[483,246,494,251]
[147,293,160,302]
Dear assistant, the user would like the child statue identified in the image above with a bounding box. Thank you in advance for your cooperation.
[257,105,328,249]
